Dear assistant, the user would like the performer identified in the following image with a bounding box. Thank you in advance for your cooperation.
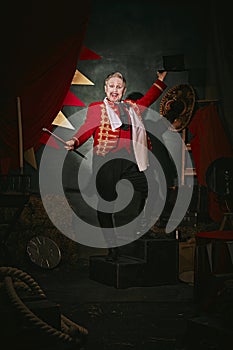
[65,70,167,261]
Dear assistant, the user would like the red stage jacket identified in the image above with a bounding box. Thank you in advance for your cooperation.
[72,79,166,156]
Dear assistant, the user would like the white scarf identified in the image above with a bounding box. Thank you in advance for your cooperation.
[103,97,149,171]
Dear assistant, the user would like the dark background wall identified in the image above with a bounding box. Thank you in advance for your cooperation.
[27,0,232,192]
[57,0,209,192]
[66,0,207,109]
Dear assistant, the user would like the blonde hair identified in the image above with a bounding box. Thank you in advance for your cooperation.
[104,71,126,87]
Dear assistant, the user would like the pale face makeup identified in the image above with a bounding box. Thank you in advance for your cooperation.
[104,77,126,102]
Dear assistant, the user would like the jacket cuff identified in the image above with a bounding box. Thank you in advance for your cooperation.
[153,79,167,92]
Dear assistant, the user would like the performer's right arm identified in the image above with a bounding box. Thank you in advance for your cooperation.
[65,103,100,150]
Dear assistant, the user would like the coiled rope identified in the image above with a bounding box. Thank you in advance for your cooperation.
[0,266,88,348]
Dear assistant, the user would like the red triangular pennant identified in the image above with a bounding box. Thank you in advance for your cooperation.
[79,46,102,60]
[63,90,86,107]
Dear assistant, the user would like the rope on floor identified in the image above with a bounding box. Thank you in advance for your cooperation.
[0,266,88,348]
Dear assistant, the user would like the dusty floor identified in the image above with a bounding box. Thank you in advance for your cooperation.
[0,194,232,349]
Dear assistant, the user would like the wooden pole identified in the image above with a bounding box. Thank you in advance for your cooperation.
[17,96,24,174]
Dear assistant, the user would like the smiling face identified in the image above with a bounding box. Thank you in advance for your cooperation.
[104,74,126,102]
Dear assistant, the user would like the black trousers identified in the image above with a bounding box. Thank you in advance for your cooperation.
[92,151,148,229]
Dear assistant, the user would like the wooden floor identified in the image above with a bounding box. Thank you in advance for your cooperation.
[1,261,196,350]
[0,194,232,349]
[1,251,232,350]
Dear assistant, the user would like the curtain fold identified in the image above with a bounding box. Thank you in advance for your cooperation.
[0,1,90,173]
[204,1,233,147]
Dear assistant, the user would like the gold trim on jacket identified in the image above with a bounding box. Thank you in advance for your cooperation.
[95,104,120,156]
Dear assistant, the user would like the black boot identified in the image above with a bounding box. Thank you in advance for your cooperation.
[105,247,120,262]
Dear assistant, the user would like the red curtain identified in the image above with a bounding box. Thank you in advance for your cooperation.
[0,1,90,173]
[188,103,233,187]
[188,103,233,222]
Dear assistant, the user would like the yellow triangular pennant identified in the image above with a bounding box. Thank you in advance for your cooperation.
[71,69,95,85]
[52,111,75,130]
[24,147,37,170]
